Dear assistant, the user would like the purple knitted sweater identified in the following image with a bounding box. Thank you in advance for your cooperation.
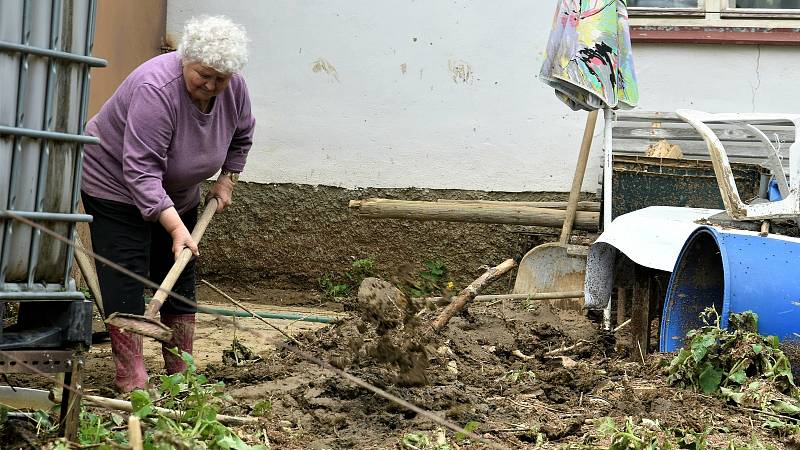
[82,52,255,221]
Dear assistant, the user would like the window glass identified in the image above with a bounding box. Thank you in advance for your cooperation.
[729,0,800,8]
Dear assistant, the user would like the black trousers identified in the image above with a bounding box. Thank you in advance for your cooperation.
[81,192,198,317]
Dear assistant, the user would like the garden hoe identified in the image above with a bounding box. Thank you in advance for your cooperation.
[513,109,601,309]
[105,198,219,342]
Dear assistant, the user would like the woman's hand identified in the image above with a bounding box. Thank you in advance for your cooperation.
[158,207,199,260]
[170,225,199,260]
[205,172,236,212]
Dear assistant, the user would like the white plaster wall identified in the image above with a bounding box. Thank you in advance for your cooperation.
[167,1,800,192]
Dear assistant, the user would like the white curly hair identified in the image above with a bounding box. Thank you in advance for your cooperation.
[178,15,249,74]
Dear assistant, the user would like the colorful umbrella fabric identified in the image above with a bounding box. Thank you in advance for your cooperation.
[540,0,639,111]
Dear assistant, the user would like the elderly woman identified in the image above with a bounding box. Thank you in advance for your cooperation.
[81,16,255,392]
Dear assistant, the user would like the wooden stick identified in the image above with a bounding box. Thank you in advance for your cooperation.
[545,340,587,356]
[428,259,516,333]
[613,319,631,333]
[560,110,599,245]
[420,291,584,303]
[349,199,599,231]
[200,279,304,347]
[74,235,105,318]
[435,199,600,212]
[128,416,144,450]
[48,390,258,426]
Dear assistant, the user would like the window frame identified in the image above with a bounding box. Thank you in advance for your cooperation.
[628,0,800,26]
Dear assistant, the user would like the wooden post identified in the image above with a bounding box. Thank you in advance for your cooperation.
[630,268,651,362]
[616,287,627,328]
[59,351,84,441]
[128,416,144,450]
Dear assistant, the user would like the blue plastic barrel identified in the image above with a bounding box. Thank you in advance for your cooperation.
[660,226,800,363]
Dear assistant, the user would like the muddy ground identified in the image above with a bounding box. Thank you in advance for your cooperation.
[2,280,795,449]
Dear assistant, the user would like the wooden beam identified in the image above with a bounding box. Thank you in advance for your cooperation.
[435,199,601,212]
[349,199,600,231]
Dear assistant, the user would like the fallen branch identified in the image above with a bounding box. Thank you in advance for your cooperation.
[428,259,516,334]
[45,388,259,426]
[545,340,587,356]
[511,350,535,360]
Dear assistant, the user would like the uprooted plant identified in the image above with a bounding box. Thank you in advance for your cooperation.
[44,349,267,450]
[580,417,774,450]
[667,308,800,435]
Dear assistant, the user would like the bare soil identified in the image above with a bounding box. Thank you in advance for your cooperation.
[2,281,794,449]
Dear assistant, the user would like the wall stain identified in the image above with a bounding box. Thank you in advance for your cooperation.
[311,58,340,82]
[400,63,407,75]
[448,59,473,84]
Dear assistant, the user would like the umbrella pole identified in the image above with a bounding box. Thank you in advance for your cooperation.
[602,107,613,330]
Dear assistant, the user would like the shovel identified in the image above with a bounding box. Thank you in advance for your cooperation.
[105,198,219,342]
[512,110,599,309]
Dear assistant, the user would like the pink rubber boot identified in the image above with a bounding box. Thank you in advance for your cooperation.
[108,325,149,393]
[160,314,196,374]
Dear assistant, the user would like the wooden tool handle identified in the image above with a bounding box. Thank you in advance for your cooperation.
[560,110,599,245]
[145,198,219,318]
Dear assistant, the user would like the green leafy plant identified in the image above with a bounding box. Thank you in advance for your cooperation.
[454,420,479,442]
[409,260,447,297]
[129,349,268,449]
[505,365,536,383]
[668,308,800,435]
[589,417,772,450]
[318,275,352,300]
[347,258,376,284]
[668,309,795,394]
[44,349,267,449]
[318,258,377,300]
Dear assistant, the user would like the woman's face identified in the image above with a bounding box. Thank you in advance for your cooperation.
[183,62,232,103]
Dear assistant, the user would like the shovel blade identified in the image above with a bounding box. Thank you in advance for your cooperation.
[105,313,173,342]
[513,243,587,310]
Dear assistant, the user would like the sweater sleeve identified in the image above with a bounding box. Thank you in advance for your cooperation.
[222,77,256,173]
[121,84,175,221]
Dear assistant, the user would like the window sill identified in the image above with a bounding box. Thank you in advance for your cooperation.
[630,26,800,45]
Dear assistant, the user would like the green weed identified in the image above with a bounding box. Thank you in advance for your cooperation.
[579,417,775,450]
[668,308,800,435]
[400,422,479,450]
[318,258,377,300]
[408,260,447,298]
[42,349,267,450]
[505,365,536,383]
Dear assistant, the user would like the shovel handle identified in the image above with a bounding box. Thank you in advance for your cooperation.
[560,110,599,245]
[145,198,219,318]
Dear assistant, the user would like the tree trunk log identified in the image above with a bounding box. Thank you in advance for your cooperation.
[435,199,600,212]
[428,259,516,333]
[349,199,599,231]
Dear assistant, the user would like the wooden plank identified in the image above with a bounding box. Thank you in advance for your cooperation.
[612,125,795,143]
[616,287,627,328]
[630,267,651,362]
[614,111,683,122]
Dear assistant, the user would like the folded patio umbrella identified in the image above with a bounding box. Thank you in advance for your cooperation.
[540,0,639,111]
